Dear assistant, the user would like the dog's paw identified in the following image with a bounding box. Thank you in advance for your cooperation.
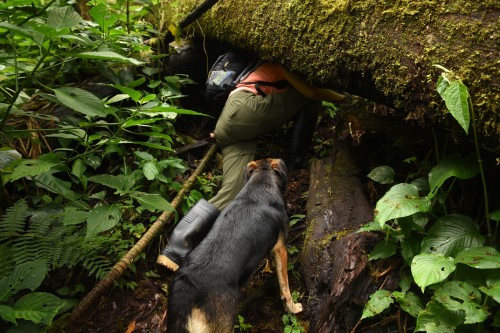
[287,302,303,314]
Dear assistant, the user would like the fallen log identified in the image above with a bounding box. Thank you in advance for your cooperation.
[299,141,399,332]
[160,0,499,153]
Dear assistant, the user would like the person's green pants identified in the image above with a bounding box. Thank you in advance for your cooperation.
[208,88,321,210]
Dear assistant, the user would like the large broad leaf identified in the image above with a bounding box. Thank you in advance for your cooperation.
[53,86,107,118]
[0,261,48,303]
[34,172,79,201]
[479,277,500,303]
[86,204,122,238]
[374,183,431,227]
[89,3,117,32]
[9,159,57,182]
[367,166,395,184]
[428,154,479,199]
[411,253,456,292]
[368,237,397,261]
[88,174,136,194]
[421,214,484,257]
[416,300,464,333]
[12,292,66,325]
[455,246,500,269]
[360,290,394,320]
[0,149,21,169]
[47,6,81,30]
[130,192,174,212]
[62,207,89,226]
[435,281,489,324]
[143,162,159,180]
[437,77,470,134]
[77,51,145,66]
[392,291,424,318]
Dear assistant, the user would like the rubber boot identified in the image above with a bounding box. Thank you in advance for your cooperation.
[157,199,219,271]
[285,108,320,170]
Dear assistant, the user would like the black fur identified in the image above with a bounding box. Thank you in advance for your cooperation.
[167,158,289,333]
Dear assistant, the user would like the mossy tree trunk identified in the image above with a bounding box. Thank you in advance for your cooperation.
[162,0,499,153]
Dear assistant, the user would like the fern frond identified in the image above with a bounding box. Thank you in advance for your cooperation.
[0,199,29,241]
[0,244,15,278]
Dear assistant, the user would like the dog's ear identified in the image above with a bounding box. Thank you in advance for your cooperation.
[271,159,287,183]
[245,161,259,182]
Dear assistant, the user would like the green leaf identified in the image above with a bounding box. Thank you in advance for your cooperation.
[9,159,57,181]
[455,246,500,269]
[77,51,145,66]
[86,204,122,238]
[434,281,489,324]
[367,166,395,184]
[0,261,48,302]
[374,183,431,227]
[62,207,89,226]
[411,253,456,292]
[134,151,154,161]
[489,210,500,221]
[421,214,484,257]
[89,3,118,32]
[392,291,424,317]
[13,292,66,325]
[143,162,159,180]
[415,300,464,332]
[357,220,386,233]
[130,193,173,212]
[122,117,162,128]
[35,172,79,200]
[368,237,397,261]
[438,79,470,134]
[71,158,87,180]
[148,105,208,117]
[0,149,21,169]
[479,278,500,303]
[113,84,143,102]
[53,86,107,118]
[88,174,135,193]
[360,289,394,320]
[47,6,81,30]
[428,154,479,199]
[0,304,16,324]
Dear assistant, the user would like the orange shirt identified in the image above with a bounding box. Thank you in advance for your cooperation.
[234,63,289,96]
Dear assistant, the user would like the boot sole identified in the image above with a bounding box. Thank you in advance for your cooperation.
[157,254,179,271]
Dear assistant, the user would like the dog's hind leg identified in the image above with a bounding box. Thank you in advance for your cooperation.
[272,234,303,314]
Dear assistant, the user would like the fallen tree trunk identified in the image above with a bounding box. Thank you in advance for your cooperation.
[161,0,499,153]
[299,141,398,332]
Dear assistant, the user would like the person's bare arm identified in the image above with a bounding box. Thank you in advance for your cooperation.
[282,68,347,103]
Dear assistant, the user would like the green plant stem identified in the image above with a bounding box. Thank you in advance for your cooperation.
[0,39,53,131]
[468,98,492,244]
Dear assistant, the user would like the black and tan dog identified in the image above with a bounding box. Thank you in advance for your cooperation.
[167,158,302,333]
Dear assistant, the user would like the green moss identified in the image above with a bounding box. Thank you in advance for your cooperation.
[161,0,499,152]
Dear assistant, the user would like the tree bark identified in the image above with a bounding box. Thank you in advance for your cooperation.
[161,0,499,153]
[299,141,385,332]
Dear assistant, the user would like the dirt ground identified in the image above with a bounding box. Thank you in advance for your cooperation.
[78,167,311,333]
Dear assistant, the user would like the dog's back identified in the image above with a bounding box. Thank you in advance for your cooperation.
[167,158,288,333]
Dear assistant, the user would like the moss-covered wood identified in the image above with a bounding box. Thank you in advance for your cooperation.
[162,0,499,153]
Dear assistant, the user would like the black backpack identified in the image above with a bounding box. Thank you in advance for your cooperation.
[205,49,288,116]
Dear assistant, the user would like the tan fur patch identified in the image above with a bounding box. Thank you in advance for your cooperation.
[186,308,210,333]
